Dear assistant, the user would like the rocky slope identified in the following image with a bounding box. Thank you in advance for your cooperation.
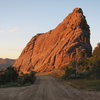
[14,8,92,73]
[0,58,15,70]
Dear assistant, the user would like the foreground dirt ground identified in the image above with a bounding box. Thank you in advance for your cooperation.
[0,75,100,100]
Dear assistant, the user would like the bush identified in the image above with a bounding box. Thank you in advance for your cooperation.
[0,66,36,87]
[93,43,100,56]
[0,66,18,84]
[17,71,36,85]
[62,67,76,80]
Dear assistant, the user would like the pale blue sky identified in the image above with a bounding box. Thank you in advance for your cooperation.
[0,0,100,59]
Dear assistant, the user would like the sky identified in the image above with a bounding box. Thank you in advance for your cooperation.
[0,0,100,59]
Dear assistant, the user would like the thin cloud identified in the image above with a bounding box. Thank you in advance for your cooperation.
[8,29,18,33]
[0,30,5,33]
[0,28,19,33]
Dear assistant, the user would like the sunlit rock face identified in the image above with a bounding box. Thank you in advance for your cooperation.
[13,8,92,73]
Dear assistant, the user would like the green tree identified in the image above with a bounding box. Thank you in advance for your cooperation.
[93,43,100,56]
[0,66,18,84]
[62,66,76,80]
[17,71,36,85]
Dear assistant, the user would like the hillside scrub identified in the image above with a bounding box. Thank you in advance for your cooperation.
[0,66,36,87]
[62,42,100,80]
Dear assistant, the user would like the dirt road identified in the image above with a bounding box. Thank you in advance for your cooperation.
[0,75,100,100]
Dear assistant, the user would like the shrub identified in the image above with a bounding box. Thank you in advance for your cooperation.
[0,66,18,84]
[0,66,36,86]
[93,43,100,56]
[17,71,36,85]
[62,67,76,80]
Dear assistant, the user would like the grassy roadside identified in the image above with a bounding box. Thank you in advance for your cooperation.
[49,69,100,91]
[66,79,100,91]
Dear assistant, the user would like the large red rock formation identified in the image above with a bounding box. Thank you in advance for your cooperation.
[14,8,92,73]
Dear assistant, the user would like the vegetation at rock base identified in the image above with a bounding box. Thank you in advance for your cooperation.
[0,66,36,87]
[17,71,36,85]
[62,57,100,80]
[0,67,18,84]
[62,42,100,90]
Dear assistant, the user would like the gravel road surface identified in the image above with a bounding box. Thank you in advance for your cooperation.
[0,75,100,100]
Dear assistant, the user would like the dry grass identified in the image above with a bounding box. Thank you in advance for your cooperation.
[66,79,100,91]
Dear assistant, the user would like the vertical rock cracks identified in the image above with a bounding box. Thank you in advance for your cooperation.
[13,8,92,73]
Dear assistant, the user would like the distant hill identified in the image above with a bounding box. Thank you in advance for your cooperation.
[0,58,15,70]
